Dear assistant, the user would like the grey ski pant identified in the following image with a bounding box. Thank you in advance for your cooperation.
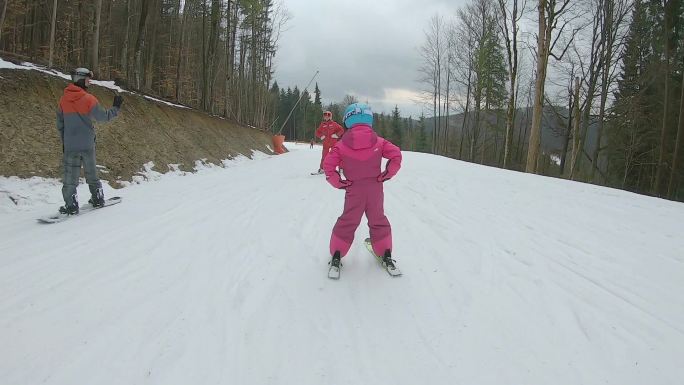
[62,150,102,205]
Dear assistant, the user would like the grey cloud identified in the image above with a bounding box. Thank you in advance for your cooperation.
[275,0,465,117]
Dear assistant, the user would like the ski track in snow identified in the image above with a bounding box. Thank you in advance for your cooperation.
[1,143,684,385]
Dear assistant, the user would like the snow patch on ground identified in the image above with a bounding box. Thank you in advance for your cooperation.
[0,151,270,211]
[143,95,189,109]
[0,176,117,214]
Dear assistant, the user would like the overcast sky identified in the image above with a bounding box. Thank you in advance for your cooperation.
[273,0,465,118]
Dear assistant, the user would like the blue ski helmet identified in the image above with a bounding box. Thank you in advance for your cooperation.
[342,103,373,128]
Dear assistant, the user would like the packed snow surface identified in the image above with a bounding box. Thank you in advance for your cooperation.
[1,143,683,385]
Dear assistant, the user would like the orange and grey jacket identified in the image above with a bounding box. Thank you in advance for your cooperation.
[57,84,119,152]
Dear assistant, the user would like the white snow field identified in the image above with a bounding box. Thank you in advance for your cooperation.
[1,143,684,385]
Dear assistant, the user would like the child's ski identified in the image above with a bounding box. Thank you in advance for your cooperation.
[364,238,402,277]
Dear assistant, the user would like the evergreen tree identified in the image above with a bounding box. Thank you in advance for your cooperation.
[606,0,679,193]
[390,105,404,147]
[416,113,429,153]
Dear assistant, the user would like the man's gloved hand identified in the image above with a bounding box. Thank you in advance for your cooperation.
[320,135,326,140]
[331,134,339,139]
[113,95,123,108]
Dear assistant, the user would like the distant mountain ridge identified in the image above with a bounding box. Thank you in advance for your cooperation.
[423,106,600,161]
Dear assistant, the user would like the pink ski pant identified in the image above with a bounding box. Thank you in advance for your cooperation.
[330,178,392,257]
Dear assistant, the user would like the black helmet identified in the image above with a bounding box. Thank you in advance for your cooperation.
[71,68,94,83]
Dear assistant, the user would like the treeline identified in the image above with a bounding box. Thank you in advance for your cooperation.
[271,85,430,152]
[0,0,289,128]
[417,0,684,201]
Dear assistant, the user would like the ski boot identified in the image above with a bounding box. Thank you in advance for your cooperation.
[59,194,79,215]
[328,251,342,279]
[88,187,105,208]
[58,204,79,215]
[380,249,402,276]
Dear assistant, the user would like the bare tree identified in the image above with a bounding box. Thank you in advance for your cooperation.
[668,66,684,198]
[570,76,581,173]
[133,0,152,90]
[92,0,103,72]
[590,0,631,183]
[569,12,604,180]
[525,0,578,173]
[497,0,526,169]
[48,0,58,68]
[418,15,446,154]
[452,9,478,160]
[0,0,9,45]
[654,0,677,195]
[121,0,132,78]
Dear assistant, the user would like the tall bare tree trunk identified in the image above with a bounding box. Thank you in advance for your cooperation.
[48,0,58,68]
[591,0,613,183]
[133,0,151,90]
[104,0,113,78]
[570,77,581,179]
[0,0,9,45]
[121,0,131,78]
[655,0,673,195]
[444,52,451,155]
[433,78,438,154]
[667,67,684,198]
[437,53,442,155]
[203,0,220,112]
[526,0,550,173]
[559,98,572,176]
[224,0,232,118]
[459,67,473,160]
[471,90,482,162]
[92,0,102,72]
[175,0,190,101]
[499,0,520,169]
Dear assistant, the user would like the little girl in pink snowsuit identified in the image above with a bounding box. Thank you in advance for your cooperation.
[323,103,402,266]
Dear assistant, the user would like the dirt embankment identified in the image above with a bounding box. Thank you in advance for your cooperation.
[0,68,274,186]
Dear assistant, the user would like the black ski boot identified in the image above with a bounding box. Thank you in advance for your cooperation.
[328,251,342,279]
[59,205,79,215]
[88,187,104,208]
[88,187,105,208]
[59,194,79,215]
[330,251,341,268]
[382,250,397,270]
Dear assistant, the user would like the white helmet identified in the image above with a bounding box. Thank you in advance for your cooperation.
[71,68,94,83]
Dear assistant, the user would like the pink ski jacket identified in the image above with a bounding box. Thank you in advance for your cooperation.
[323,124,402,188]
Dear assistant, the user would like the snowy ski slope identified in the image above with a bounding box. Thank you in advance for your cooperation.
[1,143,683,385]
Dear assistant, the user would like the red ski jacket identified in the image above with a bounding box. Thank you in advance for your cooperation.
[315,121,345,147]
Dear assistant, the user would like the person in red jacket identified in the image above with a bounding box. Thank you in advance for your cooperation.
[57,67,122,215]
[314,111,344,174]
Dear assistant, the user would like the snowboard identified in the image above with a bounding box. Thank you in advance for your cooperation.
[38,197,122,224]
[364,238,402,277]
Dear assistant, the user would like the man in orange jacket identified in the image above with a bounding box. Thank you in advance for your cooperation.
[314,110,344,174]
[57,68,122,214]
